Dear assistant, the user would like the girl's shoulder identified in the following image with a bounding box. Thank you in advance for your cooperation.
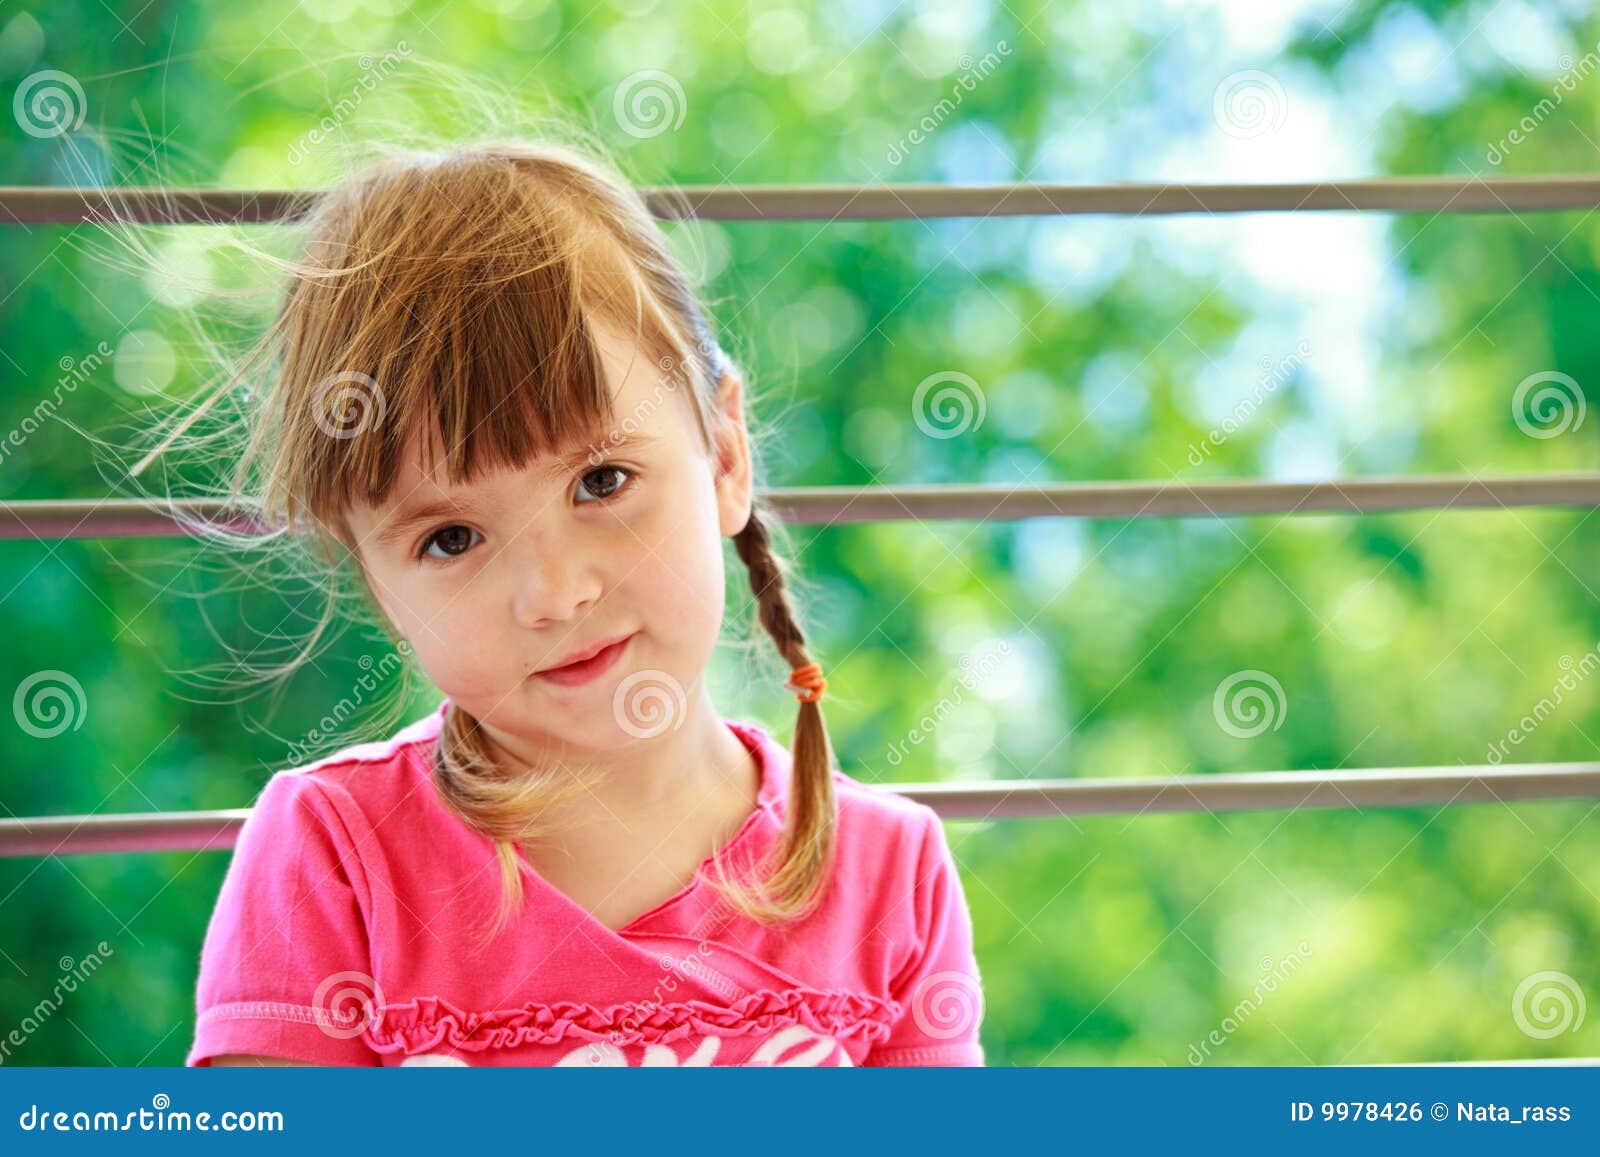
[264,701,447,805]
[829,764,944,844]
[232,702,450,869]
[829,767,953,889]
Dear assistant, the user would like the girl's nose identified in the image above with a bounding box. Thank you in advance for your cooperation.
[508,543,602,630]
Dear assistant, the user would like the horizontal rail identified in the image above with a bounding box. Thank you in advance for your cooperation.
[895,762,1600,820]
[4,474,1598,541]
[3,763,1595,858]
[0,810,250,858]
[7,176,1600,224]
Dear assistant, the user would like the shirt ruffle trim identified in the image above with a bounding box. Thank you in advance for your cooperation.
[364,989,899,1055]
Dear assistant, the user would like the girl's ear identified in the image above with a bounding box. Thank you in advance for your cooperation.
[712,368,755,537]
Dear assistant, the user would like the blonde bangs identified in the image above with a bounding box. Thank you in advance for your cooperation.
[263,147,698,536]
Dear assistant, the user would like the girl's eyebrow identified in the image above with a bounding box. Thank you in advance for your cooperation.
[370,497,474,548]
[370,431,662,548]
[548,429,660,473]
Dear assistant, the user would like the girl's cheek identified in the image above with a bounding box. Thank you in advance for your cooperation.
[386,571,467,646]
[655,528,728,623]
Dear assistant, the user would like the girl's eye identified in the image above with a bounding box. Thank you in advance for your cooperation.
[576,464,633,504]
[415,468,631,561]
[420,524,481,561]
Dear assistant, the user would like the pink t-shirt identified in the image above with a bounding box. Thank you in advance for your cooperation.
[186,702,985,1067]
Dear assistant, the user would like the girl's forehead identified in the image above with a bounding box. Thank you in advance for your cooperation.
[587,331,706,445]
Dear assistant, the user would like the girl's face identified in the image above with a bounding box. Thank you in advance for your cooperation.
[342,323,753,756]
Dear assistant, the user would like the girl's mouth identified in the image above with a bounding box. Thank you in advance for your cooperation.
[533,631,636,688]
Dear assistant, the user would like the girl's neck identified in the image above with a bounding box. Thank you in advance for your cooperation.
[478,688,760,832]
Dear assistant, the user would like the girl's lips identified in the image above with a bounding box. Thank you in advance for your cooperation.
[533,632,636,688]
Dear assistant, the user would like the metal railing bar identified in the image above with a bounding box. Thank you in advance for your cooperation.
[3,762,1594,857]
[4,474,1598,541]
[0,809,249,858]
[894,762,1600,820]
[6,176,1600,224]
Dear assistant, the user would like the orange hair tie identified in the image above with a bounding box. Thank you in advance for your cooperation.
[786,661,826,704]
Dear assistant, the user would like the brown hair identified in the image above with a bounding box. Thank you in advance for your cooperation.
[132,139,838,940]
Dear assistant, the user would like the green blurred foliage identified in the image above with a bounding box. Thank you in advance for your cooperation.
[1,0,1597,1066]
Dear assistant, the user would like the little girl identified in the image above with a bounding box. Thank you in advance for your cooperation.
[170,140,985,1066]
